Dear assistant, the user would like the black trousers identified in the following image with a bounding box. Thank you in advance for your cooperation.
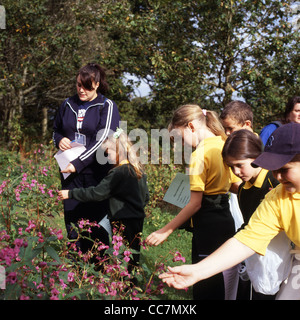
[61,172,110,252]
[192,194,235,300]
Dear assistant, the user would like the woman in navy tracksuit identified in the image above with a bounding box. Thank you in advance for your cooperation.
[53,63,120,252]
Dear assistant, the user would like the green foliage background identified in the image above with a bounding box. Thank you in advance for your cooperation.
[0,0,299,144]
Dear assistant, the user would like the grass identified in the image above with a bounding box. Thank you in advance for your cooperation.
[141,207,193,300]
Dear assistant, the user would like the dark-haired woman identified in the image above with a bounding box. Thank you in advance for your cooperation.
[53,63,120,252]
[260,96,300,145]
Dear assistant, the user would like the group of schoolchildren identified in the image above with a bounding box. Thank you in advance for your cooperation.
[157,97,300,300]
[56,73,300,301]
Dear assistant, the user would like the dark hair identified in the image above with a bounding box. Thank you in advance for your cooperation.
[77,63,109,94]
[222,129,263,161]
[220,100,253,126]
[283,96,300,123]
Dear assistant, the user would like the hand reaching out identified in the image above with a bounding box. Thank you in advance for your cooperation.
[145,228,172,246]
[159,265,199,290]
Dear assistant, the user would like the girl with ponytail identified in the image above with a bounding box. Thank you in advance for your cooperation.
[146,104,240,300]
[59,129,149,272]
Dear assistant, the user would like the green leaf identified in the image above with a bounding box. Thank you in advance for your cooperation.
[45,245,61,263]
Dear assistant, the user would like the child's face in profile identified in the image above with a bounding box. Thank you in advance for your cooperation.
[172,124,200,149]
[272,161,300,193]
[106,146,118,164]
[221,117,252,136]
[104,140,126,165]
[225,156,261,184]
[102,140,119,164]
[221,117,243,136]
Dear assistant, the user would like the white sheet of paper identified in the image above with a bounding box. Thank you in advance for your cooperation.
[99,215,112,237]
[54,145,86,179]
[163,172,190,208]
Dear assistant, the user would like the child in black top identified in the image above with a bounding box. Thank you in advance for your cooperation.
[222,129,291,300]
[59,128,149,270]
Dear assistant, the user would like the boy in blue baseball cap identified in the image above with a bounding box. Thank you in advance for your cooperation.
[159,123,300,300]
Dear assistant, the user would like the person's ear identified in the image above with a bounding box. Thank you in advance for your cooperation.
[187,122,195,132]
[243,120,252,129]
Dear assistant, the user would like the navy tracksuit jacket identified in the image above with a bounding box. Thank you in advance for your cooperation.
[53,93,120,250]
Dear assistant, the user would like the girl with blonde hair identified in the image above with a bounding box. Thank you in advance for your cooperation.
[59,128,149,270]
[146,104,240,300]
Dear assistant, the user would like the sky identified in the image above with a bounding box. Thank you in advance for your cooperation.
[123,73,151,97]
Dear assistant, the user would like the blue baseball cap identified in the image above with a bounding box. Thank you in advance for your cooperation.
[252,123,300,170]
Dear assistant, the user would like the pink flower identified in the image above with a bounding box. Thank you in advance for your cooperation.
[49,228,64,240]
[124,250,131,262]
[97,243,109,251]
[0,180,8,194]
[141,240,148,250]
[60,279,67,290]
[37,232,44,243]
[56,230,63,240]
[15,192,20,202]
[41,166,48,176]
[38,184,46,193]
[25,220,36,233]
[49,277,55,288]
[14,239,27,248]
[98,283,106,294]
[120,270,129,277]
[47,189,54,198]
[50,288,60,300]
[172,251,186,263]
[7,272,18,284]
[67,272,75,282]
[38,261,47,269]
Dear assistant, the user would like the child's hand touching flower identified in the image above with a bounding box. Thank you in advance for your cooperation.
[58,190,69,200]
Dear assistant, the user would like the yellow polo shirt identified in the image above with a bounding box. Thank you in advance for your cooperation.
[235,183,300,255]
[189,136,240,195]
[242,168,268,190]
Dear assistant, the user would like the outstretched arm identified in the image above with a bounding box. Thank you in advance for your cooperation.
[159,237,255,289]
[146,191,203,246]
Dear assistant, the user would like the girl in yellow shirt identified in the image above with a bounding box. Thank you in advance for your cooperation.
[146,104,240,300]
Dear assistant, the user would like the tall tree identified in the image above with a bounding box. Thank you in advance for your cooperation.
[0,0,126,142]
[0,0,298,142]
[100,0,299,128]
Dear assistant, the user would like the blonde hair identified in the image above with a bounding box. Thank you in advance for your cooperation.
[168,104,227,140]
[102,132,144,179]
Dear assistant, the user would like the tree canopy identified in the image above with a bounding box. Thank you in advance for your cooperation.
[0,0,299,144]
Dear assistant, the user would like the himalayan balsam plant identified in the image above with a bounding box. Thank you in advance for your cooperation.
[0,144,187,300]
